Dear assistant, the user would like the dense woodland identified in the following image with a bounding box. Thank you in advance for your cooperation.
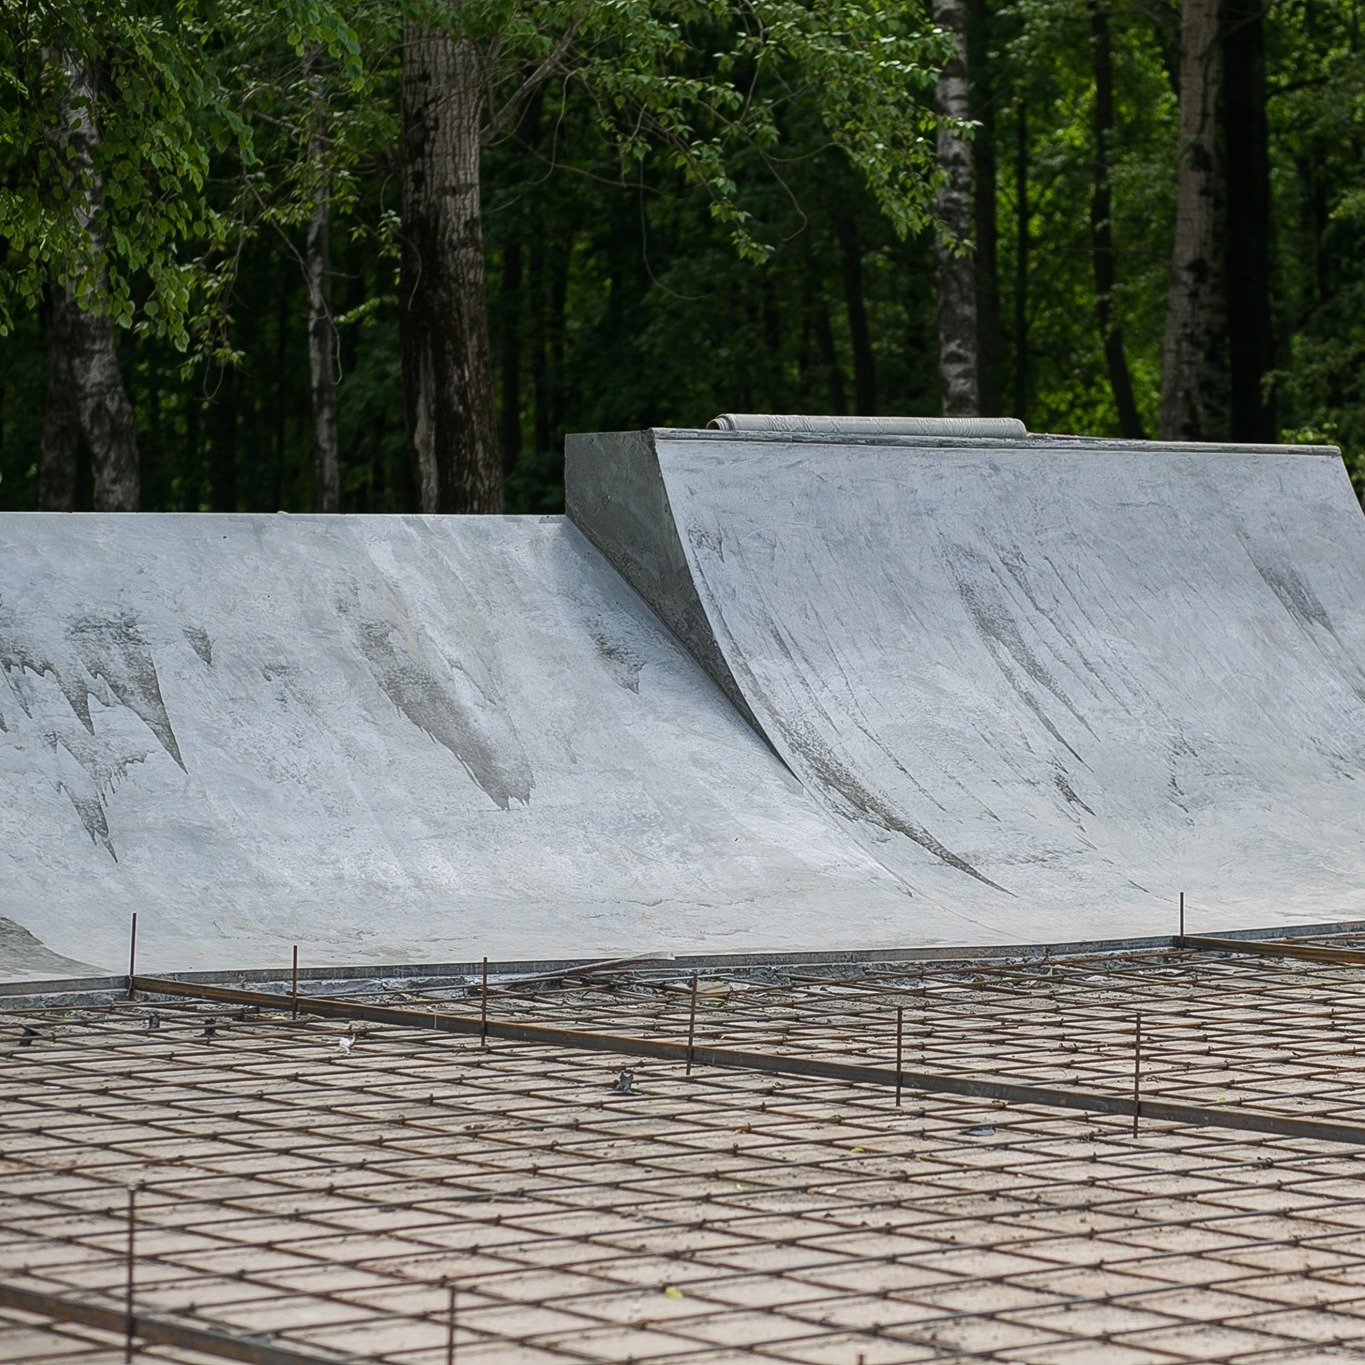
[2,0,1364,516]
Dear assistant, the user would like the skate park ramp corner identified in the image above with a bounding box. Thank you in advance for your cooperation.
[0,513,941,982]
[6,422,1365,983]
[566,421,1365,940]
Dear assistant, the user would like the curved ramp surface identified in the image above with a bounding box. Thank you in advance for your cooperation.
[0,514,954,980]
[569,429,1365,938]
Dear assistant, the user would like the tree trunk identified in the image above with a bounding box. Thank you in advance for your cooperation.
[836,218,876,415]
[499,239,522,476]
[273,259,289,511]
[933,0,980,417]
[547,243,569,443]
[40,48,139,511]
[39,291,79,512]
[1222,0,1275,442]
[1160,0,1225,441]
[812,296,848,416]
[210,368,237,513]
[182,396,202,513]
[399,21,500,514]
[1090,0,1147,439]
[305,47,340,513]
[1013,98,1030,425]
[531,239,550,455]
[967,0,1003,417]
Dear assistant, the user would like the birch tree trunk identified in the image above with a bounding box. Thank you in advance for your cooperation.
[399,22,500,514]
[933,0,980,417]
[40,47,139,511]
[305,47,340,513]
[1159,0,1225,441]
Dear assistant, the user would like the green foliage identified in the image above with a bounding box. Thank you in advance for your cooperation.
[6,0,1365,514]
[0,0,372,352]
[998,0,1174,436]
[1267,3,1365,495]
[430,1,952,260]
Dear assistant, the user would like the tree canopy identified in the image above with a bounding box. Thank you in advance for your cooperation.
[1,0,1362,513]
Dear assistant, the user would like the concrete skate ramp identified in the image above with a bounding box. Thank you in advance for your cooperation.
[568,427,1365,938]
[0,513,953,980]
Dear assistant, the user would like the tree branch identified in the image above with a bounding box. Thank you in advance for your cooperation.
[482,23,581,148]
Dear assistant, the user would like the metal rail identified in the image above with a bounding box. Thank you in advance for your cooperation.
[0,1280,352,1365]
[132,974,1365,1147]
[1181,934,1365,967]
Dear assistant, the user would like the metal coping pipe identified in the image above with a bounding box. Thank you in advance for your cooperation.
[706,413,1029,439]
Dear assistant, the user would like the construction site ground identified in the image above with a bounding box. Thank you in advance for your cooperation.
[7,941,1365,1362]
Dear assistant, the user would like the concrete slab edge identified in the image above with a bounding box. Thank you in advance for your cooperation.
[5,917,1364,1008]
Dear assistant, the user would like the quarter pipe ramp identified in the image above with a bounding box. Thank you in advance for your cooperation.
[569,425,1365,938]
[4,422,1364,979]
[0,514,931,978]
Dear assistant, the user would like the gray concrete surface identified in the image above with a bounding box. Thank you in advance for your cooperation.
[7,425,1364,981]
[0,513,947,980]
[569,428,1365,938]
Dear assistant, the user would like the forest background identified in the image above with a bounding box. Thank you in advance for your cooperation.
[2,0,1362,517]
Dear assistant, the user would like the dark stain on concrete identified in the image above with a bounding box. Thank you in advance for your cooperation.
[590,623,644,693]
[184,625,214,666]
[1253,555,1334,634]
[0,608,184,769]
[1245,541,1365,706]
[67,614,185,770]
[0,604,184,860]
[779,717,1012,895]
[56,776,116,858]
[0,916,101,976]
[687,524,726,562]
[354,618,533,811]
[1053,765,1095,815]
[42,731,155,861]
[950,547,1093,765]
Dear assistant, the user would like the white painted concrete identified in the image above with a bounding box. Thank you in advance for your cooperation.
[7,427,1365,980]
[0,514,940,979]
[629,430,1365,936]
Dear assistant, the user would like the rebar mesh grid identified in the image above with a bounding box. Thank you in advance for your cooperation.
[7,947,1365,1362]
[461,943,1365,1123]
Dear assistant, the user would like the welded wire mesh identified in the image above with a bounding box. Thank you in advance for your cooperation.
[7,945,1365,1362]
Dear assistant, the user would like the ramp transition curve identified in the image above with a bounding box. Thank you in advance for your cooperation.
[3,424,1363,978]
[568,426,1365,938]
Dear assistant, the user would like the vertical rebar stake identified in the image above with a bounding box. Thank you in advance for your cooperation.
[445,1284,457,1365]
[127,912,138,1000]
[1132,1011,1143,1138]
[686,972,699,1076]
[1179,891,1185,942]
[895,1005,904,1109]
[480,957,489,1049]
[124,1184,136,1363]
[291,944,299,1021]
